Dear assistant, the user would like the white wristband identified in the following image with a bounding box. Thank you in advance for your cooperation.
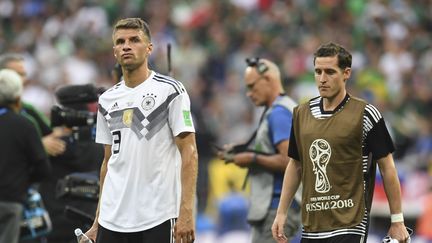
[391,213,404,223]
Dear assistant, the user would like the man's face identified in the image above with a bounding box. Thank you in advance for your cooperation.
[244,68,268,106]
[112,29,152,70]
[314,56,350,99]
[6,60,27,84]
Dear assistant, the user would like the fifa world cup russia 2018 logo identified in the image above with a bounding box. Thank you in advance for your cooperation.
[309,139,332,193]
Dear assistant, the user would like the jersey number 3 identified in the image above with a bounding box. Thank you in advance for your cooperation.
[112,130,121,154]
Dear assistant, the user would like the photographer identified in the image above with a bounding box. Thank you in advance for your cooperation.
[0,69,51,243]
[34,84,104,243]
[217,58,301,243]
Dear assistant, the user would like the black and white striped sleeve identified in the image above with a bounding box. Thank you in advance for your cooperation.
[363,104,395,160]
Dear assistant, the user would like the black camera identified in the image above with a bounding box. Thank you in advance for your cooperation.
[51,106,96,128]
[56,171,99,201]
[50,84,105,142]
[50,84,103,128]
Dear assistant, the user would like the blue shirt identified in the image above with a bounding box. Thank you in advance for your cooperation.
[267,103,293,208]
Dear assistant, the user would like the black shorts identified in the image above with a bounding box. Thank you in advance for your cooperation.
[301,234,366,243]
[96,218,176,243]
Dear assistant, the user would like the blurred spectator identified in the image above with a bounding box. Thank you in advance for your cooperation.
[216,190,250,243]
[0,53,66,157]
[217,189,249,235]
[416,183,432,240]
[110,62,122,84]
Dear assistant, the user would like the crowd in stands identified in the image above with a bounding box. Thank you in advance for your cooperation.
[1,0,431,241]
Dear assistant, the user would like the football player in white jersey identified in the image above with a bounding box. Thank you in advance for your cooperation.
[85,18,198,243]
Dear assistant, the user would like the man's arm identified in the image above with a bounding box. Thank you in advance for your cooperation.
[272,158,302,242]
[377,153,410,242]
[174,132,198,243]
[232,140,289,172]
[85,144,111,242]
[231,105,293,172]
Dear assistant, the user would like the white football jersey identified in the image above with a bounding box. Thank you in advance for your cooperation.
[95,71,195,232]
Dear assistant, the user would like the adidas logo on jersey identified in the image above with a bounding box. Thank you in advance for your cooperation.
[110,102,119,111]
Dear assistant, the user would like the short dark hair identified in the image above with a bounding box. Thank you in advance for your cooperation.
[313,42,352,70]
[112,18,151,41]
[0,53,24,69]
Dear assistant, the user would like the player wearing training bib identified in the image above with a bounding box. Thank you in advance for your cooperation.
[272,42,410,243]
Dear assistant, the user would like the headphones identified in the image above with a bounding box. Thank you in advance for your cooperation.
[246,57,269,75]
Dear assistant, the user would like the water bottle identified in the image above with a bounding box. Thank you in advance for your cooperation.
[74,228,93,243]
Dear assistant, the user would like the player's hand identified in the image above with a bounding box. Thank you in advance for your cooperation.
[388,222,410,243]
[272,213,288,243]
[174,209,195,243]
[84,224,98,242]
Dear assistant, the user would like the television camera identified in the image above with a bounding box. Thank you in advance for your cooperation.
[50,84,104,141]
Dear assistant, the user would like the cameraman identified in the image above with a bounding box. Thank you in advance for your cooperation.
[0,69,51,243]
[36,85,104,243]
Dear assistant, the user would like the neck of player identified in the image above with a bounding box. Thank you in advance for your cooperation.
[123,63,151,88]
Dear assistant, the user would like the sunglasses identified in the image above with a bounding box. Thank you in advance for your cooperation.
[246,57,269,75]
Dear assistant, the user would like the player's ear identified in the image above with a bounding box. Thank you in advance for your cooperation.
[113,46,118,58]
[147,43,153,56]
[343,67,351,82]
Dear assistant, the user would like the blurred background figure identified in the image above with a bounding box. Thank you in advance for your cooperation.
[0,53,102,243]
[216,182,250,243]
[110,63,122,84]
[0,69,51,243]
[218,58,301,243]
[415,180,432,241]
[0,53,66,157]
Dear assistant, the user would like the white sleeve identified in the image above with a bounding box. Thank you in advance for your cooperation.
[168,92,195,137]
[95,110,112,145]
